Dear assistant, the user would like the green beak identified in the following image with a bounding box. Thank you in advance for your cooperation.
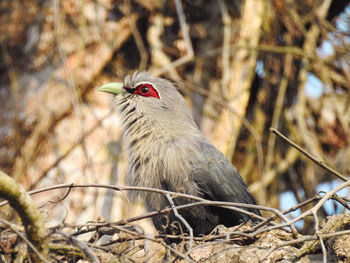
[98,82,125,95]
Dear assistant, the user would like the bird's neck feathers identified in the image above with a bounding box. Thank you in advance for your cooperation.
[117,97,201,142]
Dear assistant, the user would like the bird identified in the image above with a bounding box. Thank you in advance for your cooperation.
[99,72,261,237]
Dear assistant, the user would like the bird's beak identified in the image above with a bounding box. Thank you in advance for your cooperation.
[98,82,126,95]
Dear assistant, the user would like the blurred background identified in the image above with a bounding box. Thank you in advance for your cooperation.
[0,0,349,234]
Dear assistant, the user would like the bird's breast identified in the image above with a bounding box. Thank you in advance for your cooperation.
[126,133,201,195]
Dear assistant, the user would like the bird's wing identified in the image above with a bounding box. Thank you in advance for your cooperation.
[191,140,260,220]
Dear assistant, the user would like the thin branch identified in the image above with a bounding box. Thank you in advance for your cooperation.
[58,231,100,263]
[123,0,148,70]
[261,229,350,261]
[270,128,348,182]
[0,217,49,263]
[218,0,232,97]
[165,193,194,250]
[264,51,293,182]
[152,0,194,76]
[108,224,195,262]
[1,183,265,218]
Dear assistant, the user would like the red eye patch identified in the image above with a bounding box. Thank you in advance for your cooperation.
[134,84,160,99]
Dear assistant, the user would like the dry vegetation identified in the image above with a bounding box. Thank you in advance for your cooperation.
[0,0,349,262]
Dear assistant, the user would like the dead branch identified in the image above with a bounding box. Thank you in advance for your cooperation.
[0,171,49,262]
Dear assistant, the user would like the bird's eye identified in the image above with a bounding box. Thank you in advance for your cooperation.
[134,84,160,99]
[141,86,149,93]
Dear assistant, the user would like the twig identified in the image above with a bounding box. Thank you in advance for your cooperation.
[270,128,348,182]
[0,217,49,263]
[261,229,350,261]
[165,193,194,251]
[218,0,231,97]
[58,231,100,263]
[281,194,322,214]
[294,0,333,179]
[123,0,148,70]
[254,192,348,235]
[318,231,327,263]
[175,0,193,57]
[263,180,350,234]
[1,183,265,218]
[263,51,293,195]
[70,199,268,238]
[152,0,194,76]
[109,224,195,262]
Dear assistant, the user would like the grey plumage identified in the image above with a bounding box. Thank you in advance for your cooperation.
[100,72,261,236]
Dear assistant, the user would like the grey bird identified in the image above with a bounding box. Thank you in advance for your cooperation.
[99,72,260,237]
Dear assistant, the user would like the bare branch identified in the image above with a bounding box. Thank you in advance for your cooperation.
[0,171,49,262]
[270,128,348,182]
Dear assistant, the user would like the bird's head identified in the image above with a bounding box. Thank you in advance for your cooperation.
[98,72,197,131]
